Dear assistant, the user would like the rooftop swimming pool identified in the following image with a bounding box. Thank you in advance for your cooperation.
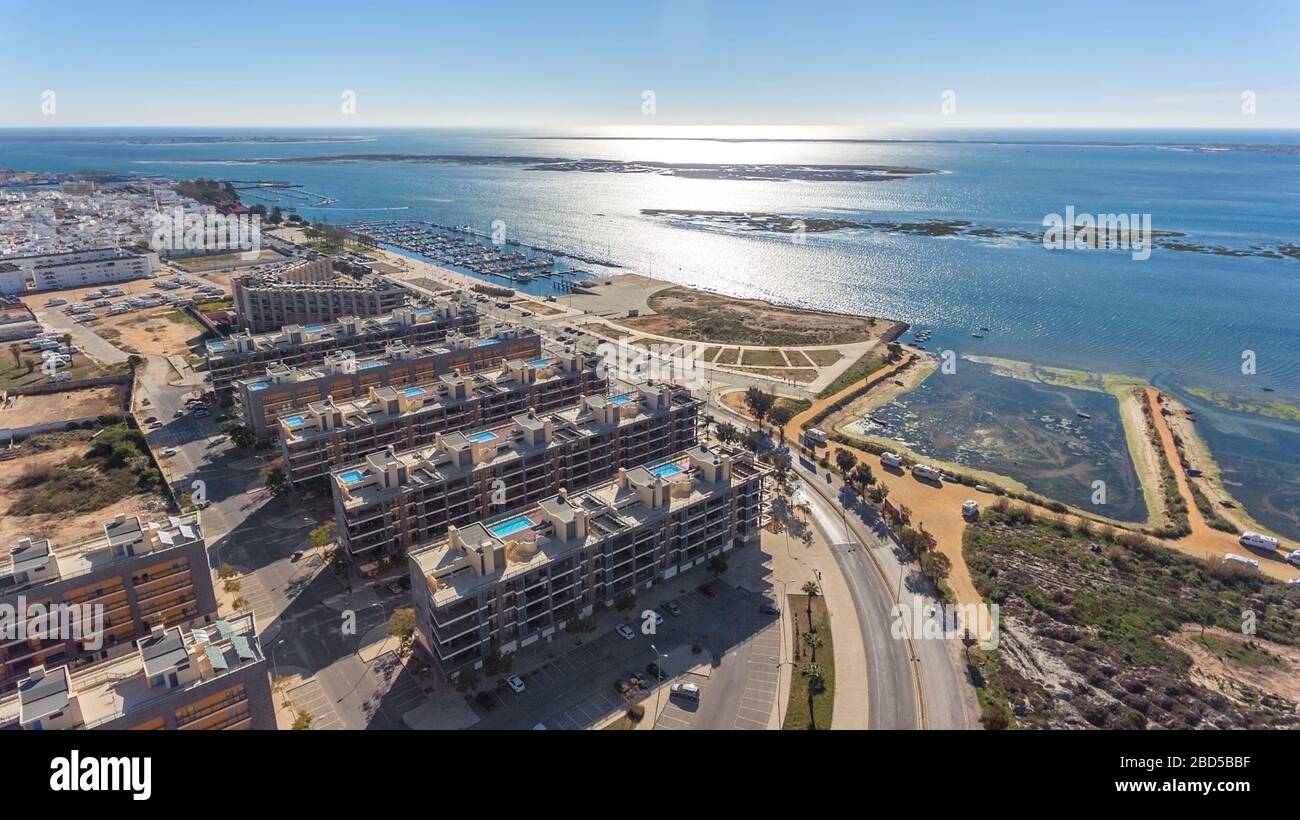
[610,394,634,406]
[284,415,306,428]
[358,361,382,370]
[650,463,683,479]
[489,515,534,539]
[305,325,325,333]
[209,342,226,351]
[530,358,550,368]
[404,386,426,398]
[468,430,498,443]
[248,382,268,391]
[340,469,364,485]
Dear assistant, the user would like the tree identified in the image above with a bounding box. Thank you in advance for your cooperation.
[744,387,775,429]
[768,404,795,436]
[801,580,820,629]
[803,630,824,663]
[272,674,293,708]
[224,422,256,450]
[850,463,875,490]
[8,343,22,367]
[268,206,283,225]
[887,341,903,361]
[834,448,858,476]
[961,629,977,663]
[615,590,637,612]
[388,607,416,655]
[707,553,728,577]
[291,710,314,730]
[309,520,336,549]
[715,422,738,444]
[264,466,287,496]
[801,662,827,728]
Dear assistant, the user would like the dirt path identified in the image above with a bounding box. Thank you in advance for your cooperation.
[1143,388,1295,581]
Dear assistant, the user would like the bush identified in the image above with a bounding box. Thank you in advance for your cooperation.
[627,704,646,723]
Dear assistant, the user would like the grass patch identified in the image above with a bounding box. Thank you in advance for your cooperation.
[713,347,739,365]
[805,349,844,367]
[742,348,787,367]
[783,593,835,730]
[1194,633,1282,669]
[816,350,888,399]
[729,366,818,383]
[194,297,234,312]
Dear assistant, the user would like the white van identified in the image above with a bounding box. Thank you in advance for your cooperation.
[912,464,942,482]
[1239,531,1280,553]
[881,452,904,469]
[803,428,828,447]
[1223,553,1260,570]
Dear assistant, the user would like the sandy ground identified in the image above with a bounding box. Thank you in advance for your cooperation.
[0,385,125,428]
[1143,388,1296,579]
[1169,625,1300,707]
[95,307,205,356]
[0,442,164,547]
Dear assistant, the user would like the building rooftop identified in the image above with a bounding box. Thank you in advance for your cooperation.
[410,444,766,606]
[206,300,468,359]
[333,381,693,508]
[1,611,262,729]
[235,326,536,392]
[0,512,203,593]
[281,351,596,445]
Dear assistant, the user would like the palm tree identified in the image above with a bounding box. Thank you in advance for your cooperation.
[801,580,820,630]
[801,663,826,728]
[803,631,824,663]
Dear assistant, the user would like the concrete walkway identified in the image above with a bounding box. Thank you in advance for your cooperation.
[758,513,870,729]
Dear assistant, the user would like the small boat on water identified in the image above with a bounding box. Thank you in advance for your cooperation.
[970,332,984,339]
[1076,412,1092,419]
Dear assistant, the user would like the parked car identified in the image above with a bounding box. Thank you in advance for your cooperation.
[506,675,526,694]
[162,448,177,457]
[662,600,682,617]
[290,550,304,562]
[646,662,664,679]
[1288,550,1300,568]
[143,416,157,424]
[759,601,780,616]
[670,682,701,701]
[615,624,636,640]
[962,500,979,519]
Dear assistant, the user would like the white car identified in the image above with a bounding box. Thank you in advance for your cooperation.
[670,682,701,701]
[961,500,979,519]
[1286,550,1300,568]
[161,447,177,457]
[616,624,636,640]
[506,675,526,694]
[1289,579,1300,588]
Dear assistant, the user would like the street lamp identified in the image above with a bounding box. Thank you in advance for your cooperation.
[650,642,669,727]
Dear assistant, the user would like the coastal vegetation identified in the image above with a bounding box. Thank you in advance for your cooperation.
[1185,387,1300,423]
[7,426,162,516]
[964,506,1300,729]
[627,286,895,347]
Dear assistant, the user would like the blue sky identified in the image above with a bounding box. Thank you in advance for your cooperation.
[3,0,1298,129]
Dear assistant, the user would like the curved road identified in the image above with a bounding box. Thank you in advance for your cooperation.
[708,394,973,730]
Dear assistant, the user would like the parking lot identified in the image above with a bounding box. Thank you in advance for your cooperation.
[472,576,783,730]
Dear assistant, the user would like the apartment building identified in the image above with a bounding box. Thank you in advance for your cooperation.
[0,512,218,695]
[280,350,605,485]
[205,301,479,390]
[1,247,159,292]
[408,444,769,678]
[0,611,275,730]
[333,382,701,566]
[233,326,542,439]
[231,259,408,331]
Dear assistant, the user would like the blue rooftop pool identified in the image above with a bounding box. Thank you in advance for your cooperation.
[284,415,306,428]
[650,463,683,479]
[404,386,426,398]
[340,469,364,485]
[530,358,550,368]
[248,381,268,392]
[468,430,498,444]
[610,394,634,406]
[489,515,534,539]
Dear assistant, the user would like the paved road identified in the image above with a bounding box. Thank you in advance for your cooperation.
[708,395,973,730]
